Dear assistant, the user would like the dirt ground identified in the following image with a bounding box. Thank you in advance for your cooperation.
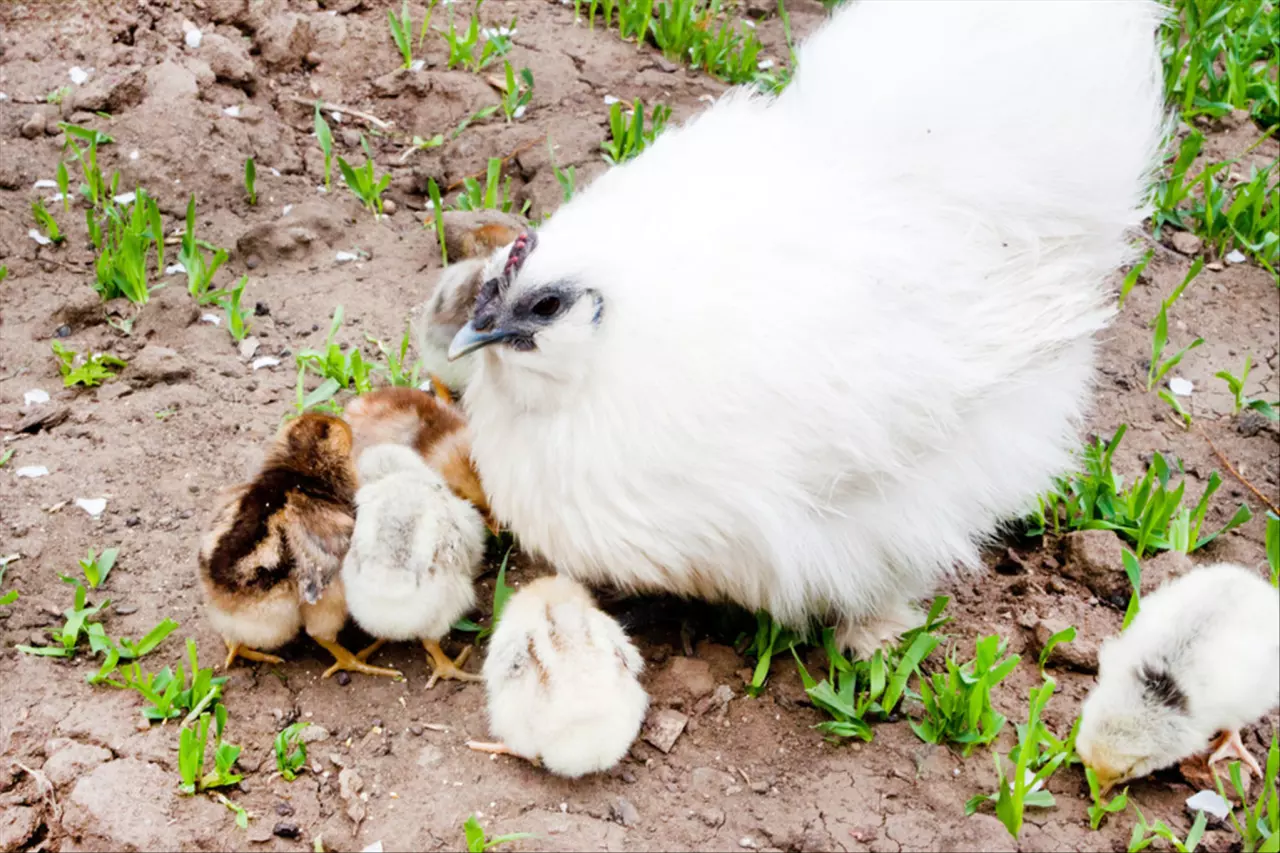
[1,1,1277,851]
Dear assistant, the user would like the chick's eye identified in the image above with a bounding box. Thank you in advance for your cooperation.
[531,295,562,318]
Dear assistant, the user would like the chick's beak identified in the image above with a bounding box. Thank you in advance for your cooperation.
[448,321,515,361]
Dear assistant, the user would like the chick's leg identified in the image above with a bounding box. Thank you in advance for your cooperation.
[314,637,402,679]
[465,741,541,768]
[223,638,284,670]
[424,639,483,689]
[1207,729,1264,778]
[354,637,388,663]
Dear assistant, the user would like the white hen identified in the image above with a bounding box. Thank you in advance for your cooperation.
[468,575,648,778]
[448,1,1168,655]
[342,443,487,686]
[1077,562,1280,791]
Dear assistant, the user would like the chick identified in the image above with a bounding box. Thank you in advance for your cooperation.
[1077,562,1280,792]
[467,575,649,778]
[343,385,492,525]
[341,443,487,687]
[198,414,401,679]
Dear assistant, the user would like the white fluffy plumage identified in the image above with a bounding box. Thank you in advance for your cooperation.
[453,1,1169,655]
[342,444,486,645]
[479,575,648,778]
[1076,562,1280,789]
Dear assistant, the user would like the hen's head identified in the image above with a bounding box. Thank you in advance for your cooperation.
[447,230,604,385]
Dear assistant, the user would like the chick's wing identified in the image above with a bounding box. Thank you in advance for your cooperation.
[284,495,354,604]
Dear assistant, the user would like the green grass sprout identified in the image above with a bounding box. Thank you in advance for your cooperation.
[464,814,535,852]
[275,721,311,781]
[51,341,127,387]
[79,546,118,589]
[1214,731,1279,852]
[225,276,252,342]
[337,136,392,216]
[1128,805,1207,853]
[32,199,65,245]
[389,0,416,69]
[427,178,448,264]
[910,633,1019,755]
[244,157,257,206]
[601,98,671,164]
[500,61,534,122]
[314,103,335,191]
[1086,766,1130,830]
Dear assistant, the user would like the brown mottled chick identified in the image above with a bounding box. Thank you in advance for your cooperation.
[343,383,494,528]
[197,413,401,679]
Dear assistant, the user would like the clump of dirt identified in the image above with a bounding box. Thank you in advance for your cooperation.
[1,1,1277,852]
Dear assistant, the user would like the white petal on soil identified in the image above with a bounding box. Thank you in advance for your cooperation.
[513,104,526,120]
[317,185,328,193]
[76,498,107,518]
[0,93,8,101]
[335,251,360,263]
[361,843,384,853]
[184,28,203,49]
[200,313,222,325]
[252,356,281,371]
[603,95,620,105]
[757,58,775,69]
[270,167,281,177]
[1169,377,1194,397]
[113,191,137,205]
[16,466,50,479]
[166,264,186,276]
[1225,249,1247,264]
[69,66,90,85]
[48,193,65,203]
[34,179,58,189]
[410,59,426,72]
[283,204,294,216]
[1186,790,1231,821]
[29,229,52,246]
[330,111,343,123]
[223,105,241,117]
[23,389,51,406]
[130,150,140,161]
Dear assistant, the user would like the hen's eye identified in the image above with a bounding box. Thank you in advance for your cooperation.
[531,295,562,318]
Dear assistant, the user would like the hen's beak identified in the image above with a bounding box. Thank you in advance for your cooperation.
[448,321,515,361]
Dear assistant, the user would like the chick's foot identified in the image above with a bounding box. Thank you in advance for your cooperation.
[835,598,924,661]
[315,637,402,679]
[1208,729,1264,778]
[424,639,482,689]
[223,639,285,670]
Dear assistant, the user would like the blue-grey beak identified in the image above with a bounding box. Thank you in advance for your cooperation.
[447,321,515,361]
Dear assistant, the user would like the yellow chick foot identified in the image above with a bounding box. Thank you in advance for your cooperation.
[424,639,483,689]
[1207,728,1264,778]
[316,637,402,679]
[223,639,284,670]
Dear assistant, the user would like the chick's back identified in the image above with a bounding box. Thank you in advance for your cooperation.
[1108,563,1280,729]
[343,446,486,642]
[198,415,358,650]
[483,576,648,778]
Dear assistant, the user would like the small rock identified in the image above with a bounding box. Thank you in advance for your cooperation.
[64,759,182,850]
[273,821,301,839]
[73,70,145,113]
[16,404,70,435]
[659,656,716,700]
[335,671,351,686]
[1060,529,1127,601]
[409,724,424,736]
[248,826,274,843]
[749,781,770,794]
[256,13,314,69]
[128,345,192,388]
[275,802,295,816]
[1032,617,1097,673]
[612,797,640,827]
[643,709,689,754]
[691,766,736,797]
[115,604,138,615]
[693,684,734,717]
[382,198,397,215]
[1169,231,1203,256]
[201,33,256,86]
[1236,409,1271,438]
[299,725,330,744]
[21,111,46,139]
[698,808,726,828]
[144,61,199,103]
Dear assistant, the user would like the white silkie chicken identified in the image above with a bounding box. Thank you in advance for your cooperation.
[446,1,1169,656]
[341,443,487,687]
[467,575,648,777]
[1077,563,1280,792]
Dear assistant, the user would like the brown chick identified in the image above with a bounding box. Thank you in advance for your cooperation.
[343,384,494,527]
[197,413,401,679]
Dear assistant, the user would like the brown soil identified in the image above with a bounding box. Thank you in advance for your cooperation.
[1,2,1277,851]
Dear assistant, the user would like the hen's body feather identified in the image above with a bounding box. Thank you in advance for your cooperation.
[462,0,1168,647]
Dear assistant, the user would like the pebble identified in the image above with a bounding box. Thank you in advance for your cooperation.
[272,821,301,839]
[612,797,640,827]
[409,724,424,736]
[382,199,397,215]
[115,604,138,615]
[336,671,351,686]
[275,802,295,817]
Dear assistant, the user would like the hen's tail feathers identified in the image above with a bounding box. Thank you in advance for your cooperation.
[781,0,1170,240]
